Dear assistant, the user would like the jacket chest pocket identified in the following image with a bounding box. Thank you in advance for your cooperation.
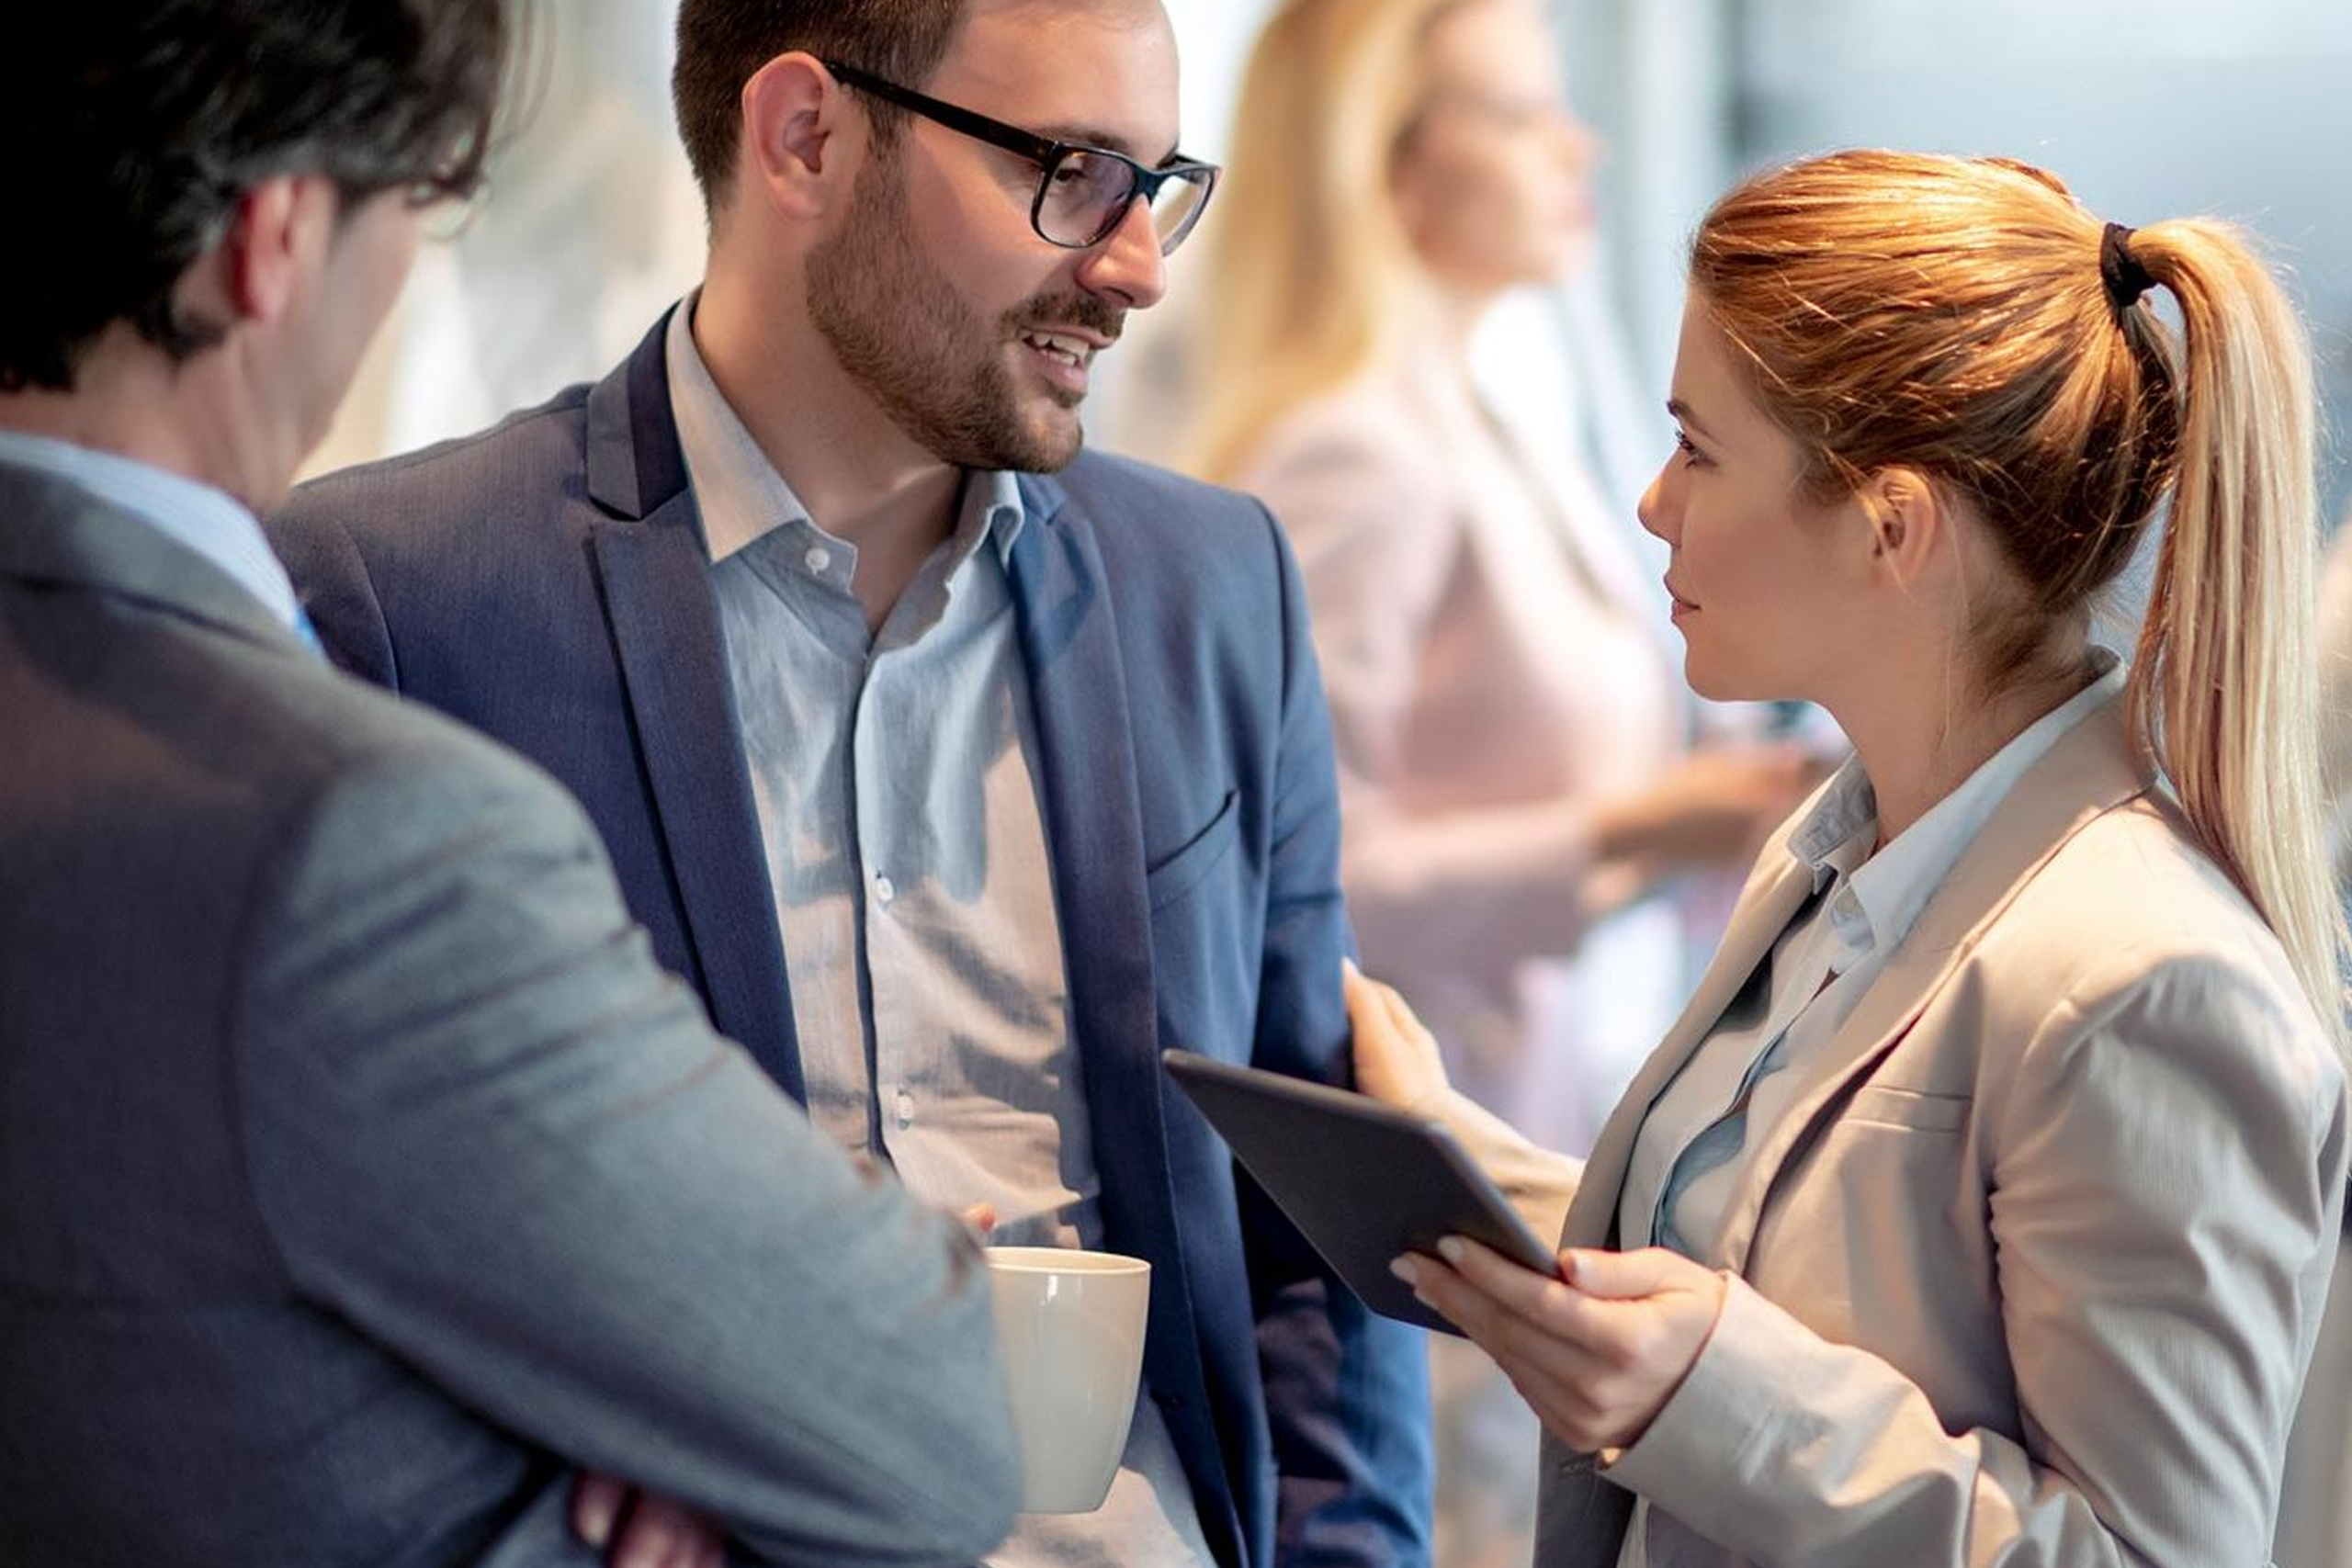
[1838,1083,1971,1133]
[1143,790,1254,1054]
[1145,789,1238,913]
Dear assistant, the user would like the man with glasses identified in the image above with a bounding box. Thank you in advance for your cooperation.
[270,2,1435,1565]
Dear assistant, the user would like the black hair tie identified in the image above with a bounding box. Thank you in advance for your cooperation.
[2100,221,2155,310]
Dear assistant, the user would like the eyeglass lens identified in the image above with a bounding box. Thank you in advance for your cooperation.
[1038,151,1212,253]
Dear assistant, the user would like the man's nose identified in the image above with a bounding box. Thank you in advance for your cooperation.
[1075,197,1169,311]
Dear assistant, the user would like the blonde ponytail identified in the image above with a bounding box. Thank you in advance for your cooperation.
[2122,221,2348,1039]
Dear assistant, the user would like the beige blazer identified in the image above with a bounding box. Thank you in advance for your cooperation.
[1438,694,2349,1566]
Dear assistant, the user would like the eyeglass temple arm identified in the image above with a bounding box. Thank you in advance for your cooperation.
[820,60,1065,166]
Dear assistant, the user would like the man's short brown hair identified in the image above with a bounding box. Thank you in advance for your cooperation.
[673,0,967,208]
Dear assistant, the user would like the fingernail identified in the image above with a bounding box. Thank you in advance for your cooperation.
[1389,1256,1419,1283]
[1342,956,1362,978]
[1436,1237,1465,1263]
[574,1496,615,1548]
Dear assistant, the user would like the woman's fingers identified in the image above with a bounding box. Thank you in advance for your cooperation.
[1392,1248,1623,1450]
[1343,960,1452,1108]
[1396,1245,1593,1362]
[1562,1245,1705,1299]
[1398,1239,1730,1453]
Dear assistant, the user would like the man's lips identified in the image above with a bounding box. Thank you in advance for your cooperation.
[1015,323,1117,368]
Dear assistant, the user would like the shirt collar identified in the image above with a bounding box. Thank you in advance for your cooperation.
[1787,650,2127,962]
[662,292,1026,570]
[0,427,303,633]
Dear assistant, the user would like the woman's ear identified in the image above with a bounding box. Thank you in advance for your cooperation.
[1858,467,1950,590]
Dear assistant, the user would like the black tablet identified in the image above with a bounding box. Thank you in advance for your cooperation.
[1161,1049,1558,1335]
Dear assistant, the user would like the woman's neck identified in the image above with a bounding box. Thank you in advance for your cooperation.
[1835,642,2099,850]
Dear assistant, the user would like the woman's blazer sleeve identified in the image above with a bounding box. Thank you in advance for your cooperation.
[1604,944,2349,1566]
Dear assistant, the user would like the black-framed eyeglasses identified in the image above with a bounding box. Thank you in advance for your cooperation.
[824,61,1219,255]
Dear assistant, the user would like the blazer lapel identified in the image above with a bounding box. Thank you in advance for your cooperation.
[1001,477,1186,1288]
[1707,698,2154,1272]
[1530,831,1822,1567]
[1564,843,1820,1247]
[581,318,803,1098]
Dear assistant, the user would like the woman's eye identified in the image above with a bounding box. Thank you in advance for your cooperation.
[1673,429,1708,468]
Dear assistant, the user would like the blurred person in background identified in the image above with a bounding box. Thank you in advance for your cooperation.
[2317,516,2352,876]
[1351,150,2348,1566]
[1181,0,1810,1135]
[1172,2,1809,1560]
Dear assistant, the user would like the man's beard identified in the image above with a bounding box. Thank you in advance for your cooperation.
[807,148,1122,475]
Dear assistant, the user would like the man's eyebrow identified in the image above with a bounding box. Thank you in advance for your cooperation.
[1666,397,1716,439]
[1034,122,1182,164]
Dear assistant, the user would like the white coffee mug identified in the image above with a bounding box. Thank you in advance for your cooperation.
[984,1246,1151,1513]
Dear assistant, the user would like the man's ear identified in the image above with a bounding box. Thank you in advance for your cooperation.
[213,174,340,325]
[740,51,859,222]
[1857,466,1949,590]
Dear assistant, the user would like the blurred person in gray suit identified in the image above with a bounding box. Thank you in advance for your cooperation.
[0,4,1018,1565]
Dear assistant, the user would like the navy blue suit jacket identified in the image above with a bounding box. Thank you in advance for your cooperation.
[270,314,1434,1567]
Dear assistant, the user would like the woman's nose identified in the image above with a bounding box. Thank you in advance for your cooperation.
[1637,467,1676,545]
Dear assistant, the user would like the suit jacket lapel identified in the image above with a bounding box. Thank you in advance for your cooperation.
[1002,477,1182,1276]
[1564,841,1820,1247]
[1705,698,2153,1272]
[582,317,804,1098]
[1530,833,1821,1567]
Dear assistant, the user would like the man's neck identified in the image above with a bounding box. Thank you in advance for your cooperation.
[692,271,967,631]
[0,335,273,510]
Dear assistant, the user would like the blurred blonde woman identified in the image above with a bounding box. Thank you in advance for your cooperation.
[1351,149,2351,1567]
[1182,0,1809,1135]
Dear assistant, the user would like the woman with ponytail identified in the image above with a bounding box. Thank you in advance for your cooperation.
[1345,150,2351,1565]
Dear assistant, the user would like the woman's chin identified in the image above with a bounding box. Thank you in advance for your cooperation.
[1680,653,1777,706]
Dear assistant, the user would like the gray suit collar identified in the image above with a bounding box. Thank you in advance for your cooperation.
[0,464,304,659]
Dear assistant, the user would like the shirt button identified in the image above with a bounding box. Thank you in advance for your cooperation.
[803,545,831,574]
[894,1089,916,1130]
[873,873,896,906]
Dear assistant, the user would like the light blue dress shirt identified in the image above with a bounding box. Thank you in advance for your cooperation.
[663,299,1210,1568]
[0,429,309,641]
